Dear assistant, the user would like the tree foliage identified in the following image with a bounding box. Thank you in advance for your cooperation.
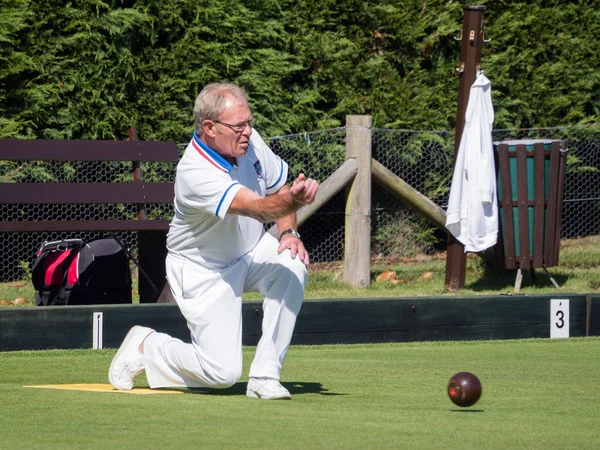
[0,0,598,141]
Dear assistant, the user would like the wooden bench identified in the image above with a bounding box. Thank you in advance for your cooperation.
[0,129,179,303]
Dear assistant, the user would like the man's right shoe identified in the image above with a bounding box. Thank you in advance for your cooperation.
[108,326,155,390]
[246,377,291,400]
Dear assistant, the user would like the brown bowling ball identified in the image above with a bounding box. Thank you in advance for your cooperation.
[447,372,482,407]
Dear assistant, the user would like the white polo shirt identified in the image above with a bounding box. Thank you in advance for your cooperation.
[167,129,288,268]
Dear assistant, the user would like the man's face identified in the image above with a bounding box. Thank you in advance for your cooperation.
[207,95,253,161]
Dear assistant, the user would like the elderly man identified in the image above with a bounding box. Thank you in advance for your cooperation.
[109,83,319,400]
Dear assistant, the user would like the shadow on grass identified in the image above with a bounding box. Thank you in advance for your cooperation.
[285,381,345,396]
[175,381,343,396]
[466,266,569,292]
[450,409,485,413]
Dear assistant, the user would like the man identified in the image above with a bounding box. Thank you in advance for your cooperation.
[108,83,319,400]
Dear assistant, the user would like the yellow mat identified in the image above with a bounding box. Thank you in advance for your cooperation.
[23,384,183,395]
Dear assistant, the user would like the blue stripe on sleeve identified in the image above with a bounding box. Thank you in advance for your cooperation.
[216,182,240,217]
[267,159,284,190]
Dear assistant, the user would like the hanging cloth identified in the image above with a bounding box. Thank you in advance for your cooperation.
[446,73,498,252]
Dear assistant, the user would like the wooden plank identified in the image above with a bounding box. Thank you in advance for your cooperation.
[0,182,174,204]
[372,159,446,229]
[268,159,357,237]
[0,139,180,162]
[589,296,600,337]
[553,140,568,266]
[0,220,170,232]
[521,150,553,158]
[498,144,516,269]
[516,144,530,269]
[343,115,372,288]
[0,304,189,351]
[490,149,505,268]
[506,200,536,207]
[544,142,561,266]
[297,159,356,227]
[0,295,588,351]
[532,143,546,268]
[129,128,146,221]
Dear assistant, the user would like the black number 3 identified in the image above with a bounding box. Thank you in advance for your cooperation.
[555,310,565,329]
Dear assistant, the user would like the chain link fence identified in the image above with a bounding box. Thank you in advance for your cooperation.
[1,124,599,281]
[266,129,347,270]
[267,124,600,268]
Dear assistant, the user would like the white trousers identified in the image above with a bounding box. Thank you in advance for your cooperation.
[143,233,307,389]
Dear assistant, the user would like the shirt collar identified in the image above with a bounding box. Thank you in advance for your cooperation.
[192,130,234,173]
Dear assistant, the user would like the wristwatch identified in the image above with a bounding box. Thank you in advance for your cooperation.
[279,229,301,240]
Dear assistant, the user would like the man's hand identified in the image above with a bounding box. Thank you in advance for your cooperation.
[290,173,319,205]
[277,234,310,265]
[228,173,319,223]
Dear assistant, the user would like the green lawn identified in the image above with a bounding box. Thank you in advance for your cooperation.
[2,338,599,449]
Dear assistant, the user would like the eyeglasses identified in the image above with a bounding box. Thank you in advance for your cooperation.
[213,117,254,133]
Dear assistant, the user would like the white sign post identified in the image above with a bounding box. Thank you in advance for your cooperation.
[550,299,569,339]
[93,312,104,349]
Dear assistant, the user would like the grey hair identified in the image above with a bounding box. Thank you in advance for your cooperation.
[193,83,248,135]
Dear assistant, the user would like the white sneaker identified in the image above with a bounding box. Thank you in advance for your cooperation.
[108,326,155,390]
[246,377,291,400]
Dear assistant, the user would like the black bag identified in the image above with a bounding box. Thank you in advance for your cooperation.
[32,237,133,306]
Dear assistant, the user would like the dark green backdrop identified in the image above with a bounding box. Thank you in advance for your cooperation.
[1,0,598,141]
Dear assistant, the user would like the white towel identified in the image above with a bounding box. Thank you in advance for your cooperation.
[445,73,498,252]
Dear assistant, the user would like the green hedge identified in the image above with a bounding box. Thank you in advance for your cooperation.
[0,0,598,141]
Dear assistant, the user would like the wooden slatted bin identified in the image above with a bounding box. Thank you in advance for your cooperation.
[494,139,568,271]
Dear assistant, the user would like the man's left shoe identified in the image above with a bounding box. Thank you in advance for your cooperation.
[108,326,155,390]
[246,377,291,400]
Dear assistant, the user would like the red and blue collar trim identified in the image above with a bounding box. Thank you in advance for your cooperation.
[192,131,233,173]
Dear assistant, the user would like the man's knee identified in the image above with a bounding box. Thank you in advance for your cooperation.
[189,351,242,388]
[284,257,308,288]
[279,258,307,314]
[212,366,243,388]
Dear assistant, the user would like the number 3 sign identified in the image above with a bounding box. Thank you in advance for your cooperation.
[550,299,570,338]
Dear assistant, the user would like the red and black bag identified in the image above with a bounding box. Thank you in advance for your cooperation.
[31,237,133,306]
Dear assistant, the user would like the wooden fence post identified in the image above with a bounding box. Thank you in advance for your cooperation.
[344,115,372,288]
[444,5,487,291]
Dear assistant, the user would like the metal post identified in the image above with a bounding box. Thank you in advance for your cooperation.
[444,5,487,291]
